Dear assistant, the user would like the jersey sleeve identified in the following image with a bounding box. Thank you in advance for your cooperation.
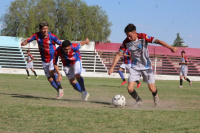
[53,49,59,65]
[184,56,188,62]
[119,38,129,52]
[51,34,62,45]
[30,54,34,60]
[138,33,156,43]
[72,43,81,51]
[27,33,37,43]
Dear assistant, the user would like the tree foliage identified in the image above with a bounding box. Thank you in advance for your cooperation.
[172,33,186,47]
[0,0,112,42]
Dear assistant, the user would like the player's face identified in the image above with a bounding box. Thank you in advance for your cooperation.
[40,26,49,37]
[181,52,185,57]
[62,46,71,55]
[126,31,137,41]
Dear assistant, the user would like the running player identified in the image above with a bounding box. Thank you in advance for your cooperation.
[178,51,192,88]
[119,48,141,88]
[21,21,63,99]
[25,50,38,79]
[109,23,178,106]
[53,38,90,101]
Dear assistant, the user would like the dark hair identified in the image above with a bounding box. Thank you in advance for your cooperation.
[39,21,48,29]
[124,23,136,33]
[62,40,71,48]
[27,50,30,52]
[181,51,185,53]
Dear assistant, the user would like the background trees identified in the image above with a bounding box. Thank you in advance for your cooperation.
[0,0,112,42]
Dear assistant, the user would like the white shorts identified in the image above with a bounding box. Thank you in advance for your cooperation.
[129,68,155,84]
[63,61,83,79]
[179,69,188,77]
[42,60,54,77]
[120,63,131,70]
[26,62,33,69]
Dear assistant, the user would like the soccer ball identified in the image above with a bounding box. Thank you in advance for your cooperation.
[112,94,126,107]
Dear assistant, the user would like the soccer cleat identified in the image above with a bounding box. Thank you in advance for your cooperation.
[57,89,64,99]
[178,86,183,88]
[35,76,39,79]
[26,76,30,79]
[137,82,141,88]
[189,81,192,86]
[153,95,159,106]
[134,99,143,107]
[121,81,127,86]
[82,91,90,101]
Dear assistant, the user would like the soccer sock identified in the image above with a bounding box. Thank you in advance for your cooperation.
[72,82,82,92]
[136,80,139,84]
[53,73,62,89]
[77,76,86,91]
[26,70,30,76]
[118,70,125,81]
[129,90,141,102]
[33,71,37,77]
[180,79,183,86]
[49,80,58,91]
[152,89,158,97]
[186,78,191,83]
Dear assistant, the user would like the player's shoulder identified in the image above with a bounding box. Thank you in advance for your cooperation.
[71,43,79,48]
[122,38,131,45]
[137,33,148,39]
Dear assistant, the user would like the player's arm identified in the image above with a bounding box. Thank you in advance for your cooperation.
[154,39,178,53]
[21,40,29,46]
[124,53,131,57]
[79,38,90,46]
[108,50,123,75]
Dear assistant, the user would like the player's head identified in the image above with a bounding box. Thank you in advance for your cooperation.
[62,40,72,55]
[27,50,30,54]
[181,50,185,57]
[124,23,137,41]
[39,21,49,37]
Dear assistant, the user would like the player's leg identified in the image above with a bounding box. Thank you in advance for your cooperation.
[69,77,82,92]
[142,69,159,106]
[128,68,142,106]
[136,80,141,88]
[118,64,127,86]
[74,61,89,101]
[183,70,192,86]
[31,68,38,78]
[26,68,30,79]
[179,71,183,88]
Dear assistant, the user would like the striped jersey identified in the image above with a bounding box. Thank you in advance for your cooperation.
[180,56,188,71]
[26,54,33,64]
[54,43,82,67]
[120,33,156,70]
[26,32,62,63]
[123,49,131,64]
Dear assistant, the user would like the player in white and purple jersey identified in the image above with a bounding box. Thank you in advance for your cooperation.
[21,21,63,99]
[178,51,192,88]
[109,23,178,106]
[25,50,38,79]
[118,49,141,88]
[53,38,90,101]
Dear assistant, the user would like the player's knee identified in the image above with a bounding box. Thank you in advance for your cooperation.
[75,74,81,80]
[127,87,134,93]
[48,77,53,82]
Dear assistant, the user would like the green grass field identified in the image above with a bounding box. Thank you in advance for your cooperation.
[0,74,200,133]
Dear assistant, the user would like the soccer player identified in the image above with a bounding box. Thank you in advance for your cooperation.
[21,21,63,99]
[108,23,178,106]
[25,50,38,79]
[53,38,90,101]
[178,51,192,88]
[118,48,141,88]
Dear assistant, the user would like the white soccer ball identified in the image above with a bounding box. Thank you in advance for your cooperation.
[112,94,126,107]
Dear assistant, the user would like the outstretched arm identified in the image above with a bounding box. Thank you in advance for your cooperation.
[108,51,123,75]
[79,38,90,46]
[54,64,62,82]
[154,39,178,53]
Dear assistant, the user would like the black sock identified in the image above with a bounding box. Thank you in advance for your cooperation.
[186,78,190,83]
[26,70,30,76]
[152,89,157,97]
[58,85,62,89]
[136,80,139,84]
[180,79,183,86]
[33,71,37,77]
[123,79,126,81]
[129,90,141,102]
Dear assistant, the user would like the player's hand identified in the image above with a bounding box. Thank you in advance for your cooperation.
[108,68,113,75]
[21,41,26,46]
[171,47,178,53]
[57,75,62,82]
[85,38,90,45]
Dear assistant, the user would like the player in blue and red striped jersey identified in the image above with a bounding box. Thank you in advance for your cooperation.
[109,23,178,107]
[118,49,141,88]
[53,38,90,101]
[21,21,63,99]
[178,51,192,88]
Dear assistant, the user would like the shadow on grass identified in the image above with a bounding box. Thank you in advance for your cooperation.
[0,92,111,106]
